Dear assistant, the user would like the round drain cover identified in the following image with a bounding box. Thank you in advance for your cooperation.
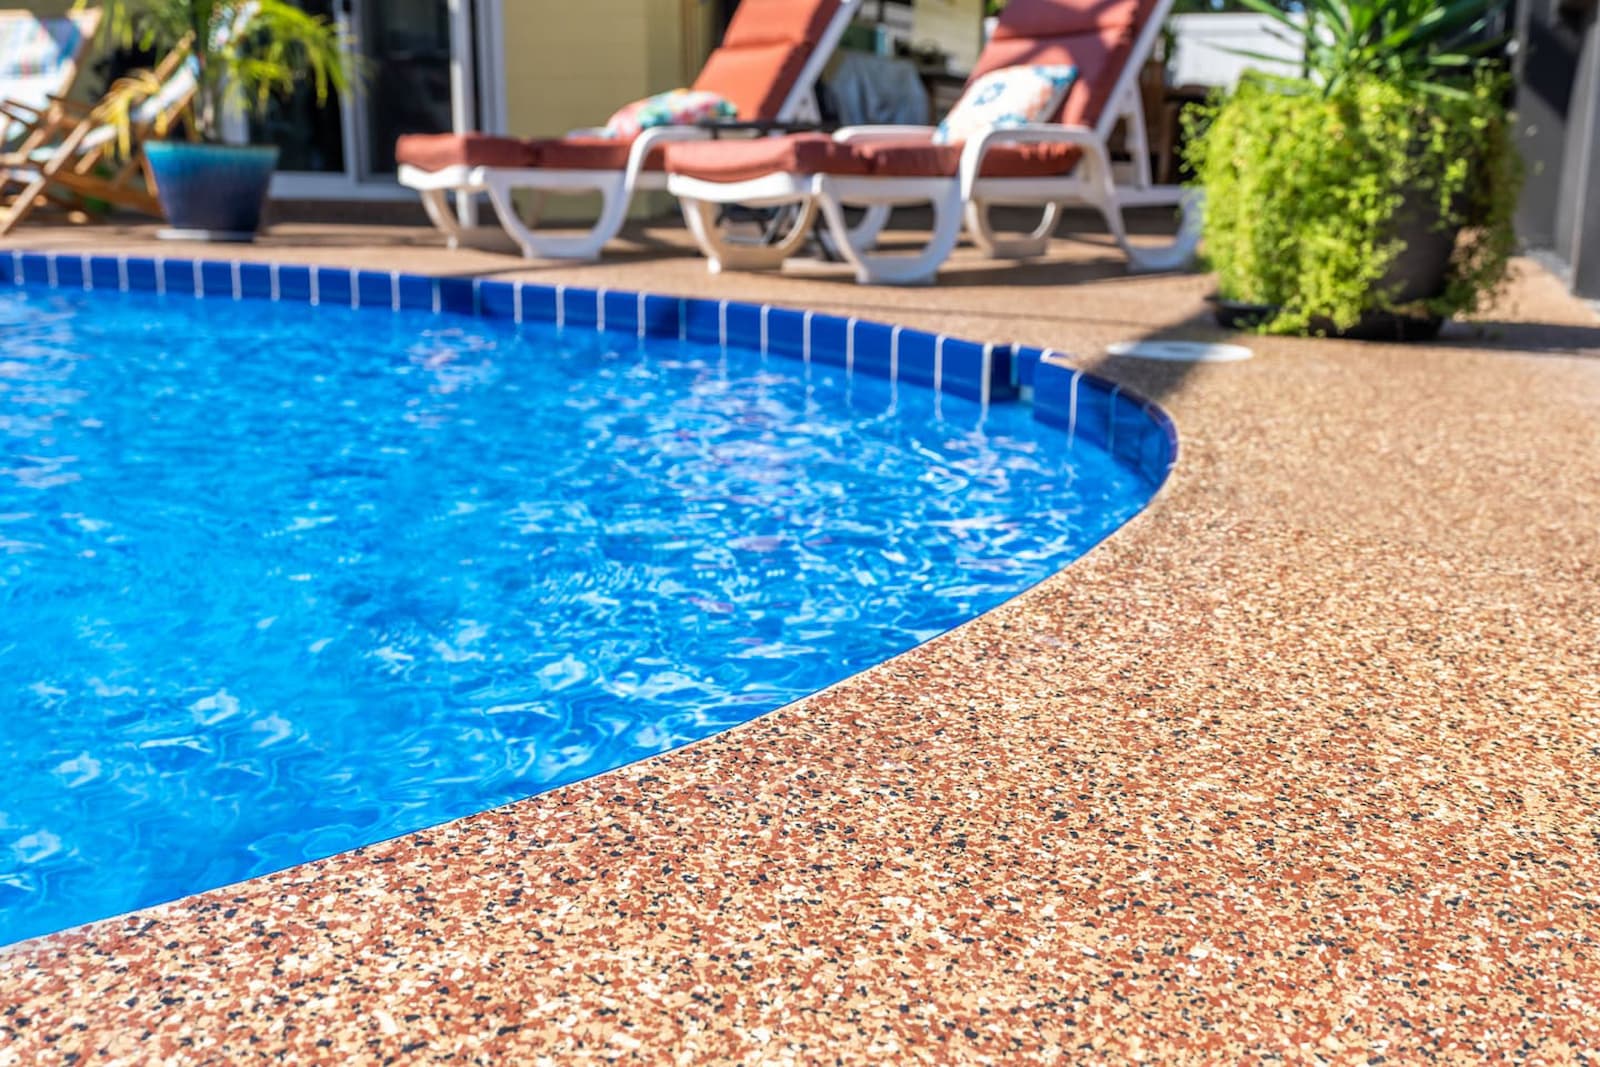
[1106,340,1253,363]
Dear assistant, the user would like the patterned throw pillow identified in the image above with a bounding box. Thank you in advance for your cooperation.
[932,65,1078,146]
[603,89,739,140]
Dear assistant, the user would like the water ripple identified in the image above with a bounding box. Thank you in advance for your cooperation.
[0,285,1152,944]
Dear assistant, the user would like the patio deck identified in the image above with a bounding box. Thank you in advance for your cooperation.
[2,216,1598,1064]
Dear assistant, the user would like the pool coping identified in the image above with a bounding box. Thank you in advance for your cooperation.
[3,248,1178,490]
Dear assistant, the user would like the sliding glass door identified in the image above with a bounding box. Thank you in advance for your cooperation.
[357,0,455,175]
[262,0,499,197]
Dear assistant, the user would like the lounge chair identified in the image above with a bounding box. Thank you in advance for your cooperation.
[665,0,1201,284]
[0,8,100,147]
[395,0,862,261]
[0,42,198,236]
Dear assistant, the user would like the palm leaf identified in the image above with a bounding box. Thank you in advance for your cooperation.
[75,0,357,144]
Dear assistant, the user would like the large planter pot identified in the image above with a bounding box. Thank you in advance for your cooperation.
[145,142,279,243]
[1210,296,1445,341]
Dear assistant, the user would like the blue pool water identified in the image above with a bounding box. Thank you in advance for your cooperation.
[0,283,1154,946]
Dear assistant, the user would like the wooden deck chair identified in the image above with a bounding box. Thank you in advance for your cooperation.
[0,43,197,236]
[0,8,101,147]
[395,0,862,260]
[666,0,1202,285]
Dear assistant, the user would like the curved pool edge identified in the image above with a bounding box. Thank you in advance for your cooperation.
[0,247,1181,953]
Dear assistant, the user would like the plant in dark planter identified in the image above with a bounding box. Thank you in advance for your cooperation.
[84,0,350,241]
[1184,0,1521,337]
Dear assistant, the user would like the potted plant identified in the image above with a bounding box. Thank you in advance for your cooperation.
[1185,0,1521,338]
[86,0,351,241]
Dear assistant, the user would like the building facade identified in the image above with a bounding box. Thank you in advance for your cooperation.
[29,0,720,202]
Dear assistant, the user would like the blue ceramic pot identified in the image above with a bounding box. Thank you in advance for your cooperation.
[145,142,280,242]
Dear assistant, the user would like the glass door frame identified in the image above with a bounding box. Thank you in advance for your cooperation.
[269,0,506,201]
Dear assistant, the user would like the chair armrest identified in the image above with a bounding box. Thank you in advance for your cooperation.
[957,123,1106,199]
[832,125,936,145]
[632,125,719,146]
[626,124,724,182]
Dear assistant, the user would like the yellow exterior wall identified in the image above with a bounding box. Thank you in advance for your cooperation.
[497,0,704,136]
[495,0,708,217]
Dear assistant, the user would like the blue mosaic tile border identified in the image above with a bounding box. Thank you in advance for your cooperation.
[1013,346,1179,486]
[1,249,1176,486]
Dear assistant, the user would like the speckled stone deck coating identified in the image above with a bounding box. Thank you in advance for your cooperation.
[2,217,1599,1065]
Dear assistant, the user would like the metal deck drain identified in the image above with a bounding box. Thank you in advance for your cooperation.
[1106,340,1253,363]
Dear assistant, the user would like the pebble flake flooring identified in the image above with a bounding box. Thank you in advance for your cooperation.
[1,222,1598,1064]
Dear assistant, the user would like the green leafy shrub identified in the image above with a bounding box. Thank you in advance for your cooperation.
[1183,0,1522,334]
[1187,72,1519,333]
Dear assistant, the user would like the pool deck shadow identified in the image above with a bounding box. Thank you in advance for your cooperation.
[2,217,1600,1064]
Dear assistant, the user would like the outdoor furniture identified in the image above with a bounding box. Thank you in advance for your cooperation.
[0,43,198,237]
[664,0,1202,285]
[395,0,862,260]
[0,9,101,147]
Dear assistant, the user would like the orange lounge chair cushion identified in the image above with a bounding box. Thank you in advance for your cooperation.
[857,138,1083,178]
[697,0,844,118]
[975,0,1163,128]
[526,136,668,172]
[664,133,870,182]
[694,40,814,121]
[395,132,537,171]
[664,134,1082,182]
[396,133,673,174]
[719,0,843,48]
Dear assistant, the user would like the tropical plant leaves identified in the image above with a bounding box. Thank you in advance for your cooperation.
[75,0,356,144]
[1219,0,1508,97]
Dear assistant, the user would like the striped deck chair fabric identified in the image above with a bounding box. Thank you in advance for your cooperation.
[0,11,97,144]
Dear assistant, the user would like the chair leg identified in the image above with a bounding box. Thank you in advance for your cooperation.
[680,195,817,274]
[0,174,48,236]
[818,183,962,286]
[419,188,467,249]
[1085,155,1203,273]
[846,203,892,251]
[964,201,1060,259]
[487,174,629,261]
[816,202,894,262]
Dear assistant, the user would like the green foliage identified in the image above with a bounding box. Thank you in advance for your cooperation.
[78,0,354,145]
[1186,72,1520,334]
[1234,0,1506,97]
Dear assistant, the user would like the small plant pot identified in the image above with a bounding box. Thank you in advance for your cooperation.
[145,142,280,243]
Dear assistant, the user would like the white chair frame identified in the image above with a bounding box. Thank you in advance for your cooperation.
[399,0,863,261]
[668,0,1203,285]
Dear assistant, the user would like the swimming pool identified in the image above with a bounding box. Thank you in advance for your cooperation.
[0,254,1172,946]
